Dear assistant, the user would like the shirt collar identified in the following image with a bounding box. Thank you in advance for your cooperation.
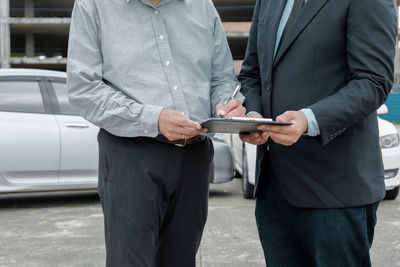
[125,0,184,3]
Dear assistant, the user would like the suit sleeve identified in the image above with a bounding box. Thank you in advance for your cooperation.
[237,0,263,115]
[308,0,398,145]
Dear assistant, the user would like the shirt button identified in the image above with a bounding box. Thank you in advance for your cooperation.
[155,10,159,15]
[159,35,164,40]
[173,85,178,90]
[165,61,170,66]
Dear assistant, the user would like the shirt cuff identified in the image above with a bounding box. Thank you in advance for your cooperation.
[300,108,320,137]
[141,105,165,137]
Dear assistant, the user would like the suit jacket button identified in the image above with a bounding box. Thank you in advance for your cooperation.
[266,82,271,91]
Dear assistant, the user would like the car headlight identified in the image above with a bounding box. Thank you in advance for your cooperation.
[380,134,399,149]
[384,169,399,179]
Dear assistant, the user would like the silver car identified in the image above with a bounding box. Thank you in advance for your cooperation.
[0,68,234,193]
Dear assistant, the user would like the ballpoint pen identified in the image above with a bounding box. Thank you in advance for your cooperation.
[226,83,241,104]
[219,83,241,118]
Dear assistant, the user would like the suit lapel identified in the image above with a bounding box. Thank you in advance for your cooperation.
[262,0,288,64]
[273,0,329,66]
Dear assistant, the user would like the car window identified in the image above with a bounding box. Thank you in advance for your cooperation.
[0,81,45,113]
[51,82,79,116]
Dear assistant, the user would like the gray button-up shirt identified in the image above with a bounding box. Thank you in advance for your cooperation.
[67,0,243,137]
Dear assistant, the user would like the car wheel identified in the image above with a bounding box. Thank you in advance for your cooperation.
[385,186,399,200]
[242,144,255,199]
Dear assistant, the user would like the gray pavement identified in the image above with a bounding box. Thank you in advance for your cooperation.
[0,179,399,267]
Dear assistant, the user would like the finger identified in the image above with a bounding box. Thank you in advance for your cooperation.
[241,136,257,143]
[239,134,255,142]
[179,127,205,136]
[240,136,251,142]
[166,129,200,141]
[247,113,263,119]
[239,133,249,139]
[181,123,209,134]
[240,132,259,139]
[276,111,296,123]
[258,124,293,135]
[240,132,267,143]
[268,132,295,146]
[168,112,201,129]
[253,132,269,141]
[251,132,262,138]
[198,127,209,134]
[253,138,269,145]
[217,99,241,117]
[224,106,246,118]
[216,104,225,117]
[181,128,207,139]
[244,135,269,145]
[164,132,186,141]
[177,117,202,130]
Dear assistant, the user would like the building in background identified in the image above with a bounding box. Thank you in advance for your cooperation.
[0,0,71,70]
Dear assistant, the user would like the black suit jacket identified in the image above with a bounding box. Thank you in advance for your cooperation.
[238,0,398,208]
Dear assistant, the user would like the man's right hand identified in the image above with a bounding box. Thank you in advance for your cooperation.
[239,113,269,145]
[158,109,207,141]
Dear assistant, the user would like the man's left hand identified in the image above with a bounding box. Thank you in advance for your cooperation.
[258,111,308,146]
[216,99,246,118]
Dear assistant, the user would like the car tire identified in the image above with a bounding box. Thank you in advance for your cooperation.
[385,186,399,200]
[242,144,255,199]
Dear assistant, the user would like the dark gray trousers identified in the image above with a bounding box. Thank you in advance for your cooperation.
[256,152,379,267]
[97,129,213,267]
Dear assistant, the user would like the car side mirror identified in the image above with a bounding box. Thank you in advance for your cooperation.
[377,104,388,115]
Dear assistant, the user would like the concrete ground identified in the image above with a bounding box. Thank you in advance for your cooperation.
[0,179,399,267]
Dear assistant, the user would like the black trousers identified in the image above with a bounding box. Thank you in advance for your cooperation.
[97,129,214,267]
[256,153,379,267]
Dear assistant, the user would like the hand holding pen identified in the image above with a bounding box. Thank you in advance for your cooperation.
[216,83,246,118]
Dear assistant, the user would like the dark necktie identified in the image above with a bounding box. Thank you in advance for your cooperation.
[279,0,304,50]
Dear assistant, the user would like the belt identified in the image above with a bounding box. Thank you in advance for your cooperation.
[154,134,206,147]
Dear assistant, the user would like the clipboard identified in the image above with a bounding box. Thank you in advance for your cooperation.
[201,117,292,134]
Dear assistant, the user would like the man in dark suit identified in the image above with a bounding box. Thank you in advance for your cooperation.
[238,0,398,265]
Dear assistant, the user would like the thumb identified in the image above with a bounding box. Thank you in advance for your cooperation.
[276,111,295,122]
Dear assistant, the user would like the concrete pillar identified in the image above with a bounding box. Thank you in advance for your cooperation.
[25,0,35,57]
[25,34,35,57]
[24,0,34,17]
[0,0,11,68]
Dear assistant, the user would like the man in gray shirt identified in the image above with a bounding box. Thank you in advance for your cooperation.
[67,0,245,266]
